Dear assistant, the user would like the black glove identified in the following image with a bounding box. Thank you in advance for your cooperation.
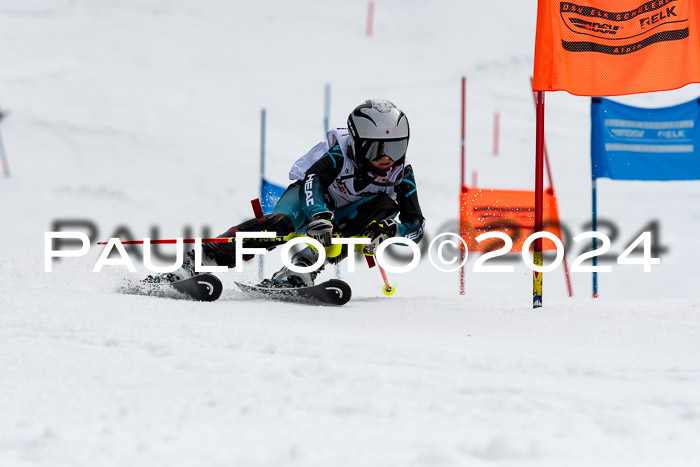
[307,211,335,247]
[361,218,399,255]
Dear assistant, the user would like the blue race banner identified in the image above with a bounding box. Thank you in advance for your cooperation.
[260,178,286,214]
[591,97,700,181]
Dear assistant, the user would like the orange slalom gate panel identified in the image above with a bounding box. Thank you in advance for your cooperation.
[460,187,563,253]
[533,0,700,96]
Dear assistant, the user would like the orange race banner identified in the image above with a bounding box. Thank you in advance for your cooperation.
[460,187,563,253]
[533,0,700,96]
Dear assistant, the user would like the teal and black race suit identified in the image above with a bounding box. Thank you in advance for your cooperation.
[275,129,425,242]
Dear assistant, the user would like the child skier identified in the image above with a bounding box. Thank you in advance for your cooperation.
[152,98,425,287]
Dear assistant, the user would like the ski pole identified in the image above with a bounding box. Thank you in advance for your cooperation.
[363,253,395,296]
[377,262,395,296]
[96,233,343,258]
[97,238,233,245]
[96,233,304,246]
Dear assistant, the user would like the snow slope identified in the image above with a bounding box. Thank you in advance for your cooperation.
[1,1,699,465]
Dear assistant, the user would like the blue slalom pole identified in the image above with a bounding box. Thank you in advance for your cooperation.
[323,83,330,135]
[259,108,266,281]
[260,108,266,183]
[324,84,341,280]
[592,177,598,298]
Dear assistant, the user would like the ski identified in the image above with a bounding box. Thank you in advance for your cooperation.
[233,279,351,306]
[119,273,223,302]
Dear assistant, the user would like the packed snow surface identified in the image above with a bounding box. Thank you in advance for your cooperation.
[1,1,699,466]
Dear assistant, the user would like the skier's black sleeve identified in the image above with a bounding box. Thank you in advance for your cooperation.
[301,145,344,218]
[394,164,425,242]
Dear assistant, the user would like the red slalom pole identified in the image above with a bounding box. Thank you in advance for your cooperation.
[366,1,375,37]
[533,91,545,309]
[529,77,555,190]
[493,111,500,156]
[459,76,467,295]
[460,77,466,190]
[529,77,573,298]
[0,117,10,177]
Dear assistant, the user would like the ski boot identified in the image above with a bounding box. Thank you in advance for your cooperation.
[261,246,325,288]
[144,249,217,283]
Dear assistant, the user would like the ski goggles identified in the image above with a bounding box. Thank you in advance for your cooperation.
[359,138,409,162]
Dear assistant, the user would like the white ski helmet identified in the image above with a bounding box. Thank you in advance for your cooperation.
[347,99,410,171]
